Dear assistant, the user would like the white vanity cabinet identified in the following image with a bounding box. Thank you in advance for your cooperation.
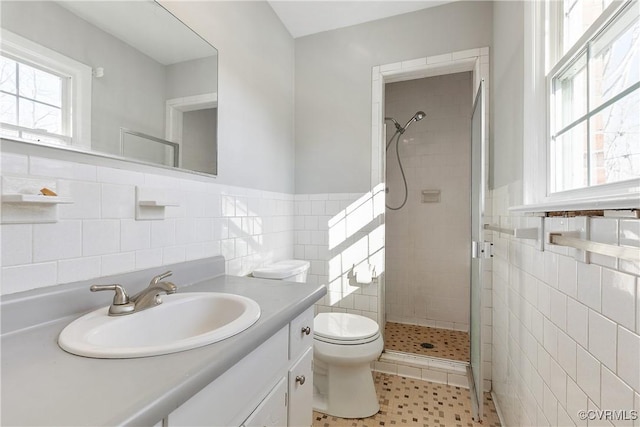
[167,307,315,427]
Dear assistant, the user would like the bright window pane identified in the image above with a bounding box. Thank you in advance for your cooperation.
[18,62,62,107]
[0,92,17,125]
[590,89,640,185]
[18,98,61,134]
[563,0,612,54]
[0,55,17,94]
[551,121,588,192]
[553,53,588,131]
[590,5,640,109]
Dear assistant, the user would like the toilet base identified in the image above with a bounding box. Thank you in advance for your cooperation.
[312,358,380,418]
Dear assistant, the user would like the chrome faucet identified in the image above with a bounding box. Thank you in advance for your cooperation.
[90,271,177,316]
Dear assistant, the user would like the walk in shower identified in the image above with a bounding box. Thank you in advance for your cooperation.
[384,71,473,363]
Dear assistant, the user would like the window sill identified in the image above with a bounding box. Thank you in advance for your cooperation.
[510,191,639,213]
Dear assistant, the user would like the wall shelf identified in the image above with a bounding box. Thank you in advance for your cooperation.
[1,176,73,224]
[2,194,74,205]
[135,187,179,220]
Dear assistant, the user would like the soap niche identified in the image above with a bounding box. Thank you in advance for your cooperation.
[1,176,73,224]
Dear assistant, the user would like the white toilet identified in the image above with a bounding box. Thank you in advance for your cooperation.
[252,260,384,419]
[313,312,383,418]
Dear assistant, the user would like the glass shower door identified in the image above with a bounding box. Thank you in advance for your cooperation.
[469,81,486,421]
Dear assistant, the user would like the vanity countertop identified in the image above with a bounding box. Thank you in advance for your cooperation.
[1,274,325,426]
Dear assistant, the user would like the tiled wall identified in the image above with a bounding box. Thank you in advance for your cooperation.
[294,188,385,323]
[1,152,294,295]
[384,72,473,331]
[490,184,640,426]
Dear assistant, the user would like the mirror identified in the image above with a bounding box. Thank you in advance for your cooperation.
[0,1,218,175]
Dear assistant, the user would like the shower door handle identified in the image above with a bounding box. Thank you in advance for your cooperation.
[472,241,493,259]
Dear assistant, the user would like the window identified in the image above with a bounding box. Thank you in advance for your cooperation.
[547,1,639,196]
[0,30,91,148]
[1,53,71,145]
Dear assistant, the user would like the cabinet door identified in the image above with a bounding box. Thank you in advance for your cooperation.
[289,307,314,361]
[288,347,313,427]
[243,377,287,427]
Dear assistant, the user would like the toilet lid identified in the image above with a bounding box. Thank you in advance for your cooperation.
[252,260,310,279]
[314,313,380,342]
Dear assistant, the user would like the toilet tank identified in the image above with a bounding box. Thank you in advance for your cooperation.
[252,260,310,283]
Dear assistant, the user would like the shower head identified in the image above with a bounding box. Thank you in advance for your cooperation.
[402,111,426,132]
[385,111,426,136]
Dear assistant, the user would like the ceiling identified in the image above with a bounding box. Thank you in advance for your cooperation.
[268,1,457,39]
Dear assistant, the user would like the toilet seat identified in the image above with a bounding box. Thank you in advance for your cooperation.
[314,313,380,345]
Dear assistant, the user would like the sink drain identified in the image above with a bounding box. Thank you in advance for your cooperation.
[420,342,435,349]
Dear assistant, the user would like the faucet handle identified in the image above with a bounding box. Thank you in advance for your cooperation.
[149,271,172,286]
[90,284,130,305]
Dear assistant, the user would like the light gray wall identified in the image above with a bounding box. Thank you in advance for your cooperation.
[294,1,493,194]
[165,56,218,100]
[182,108,217,174]
[490,0,524,190]
[1,1,167,155]
[160,1,295,193]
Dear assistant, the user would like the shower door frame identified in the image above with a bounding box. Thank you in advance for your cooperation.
[370,48,490,396]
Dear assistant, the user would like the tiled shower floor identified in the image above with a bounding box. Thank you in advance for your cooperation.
[312,372,500,427]
[384,322,470,362]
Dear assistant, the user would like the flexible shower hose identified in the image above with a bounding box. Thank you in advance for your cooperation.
[386,131,408,211]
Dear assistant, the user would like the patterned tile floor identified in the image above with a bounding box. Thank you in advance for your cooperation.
[313,373,500,427]
[384,322,470,362]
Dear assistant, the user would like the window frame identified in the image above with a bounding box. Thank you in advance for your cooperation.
[519,0,639,212]
[0,29,92,148]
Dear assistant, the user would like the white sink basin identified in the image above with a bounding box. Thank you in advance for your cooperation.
[58,292,261,358]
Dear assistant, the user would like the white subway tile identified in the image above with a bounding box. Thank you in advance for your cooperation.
[96,166,144,186]
[567,377,588,426]
[447,373,469,388]
[577,263,602,311]
[452,48,480,60]
[1,224,32,266]
[57,256,101,284]
[379,62,401,72]
[589,310,617,372]
[559,255,578,298]
[101,184,135,219]
[619,220,640,275]
[544,251,559,289]
[550,287,568,330]
[558,330,578,380]
[421,368,448,384]
[617,326,640,392]
[427,53,453,64]
[58,181,101,219]
[567,298,589,347]
[1,153,28,174]
[577,345,602,405]
[30,157,96,181]
[175,218,197,245]
[33,221,82,262]
[135,248,163,269]
[602,268,636,331]
[101,252,135,276]
[590,218,618,269]
[120,220,151,252]
[151,219,177,248]
[1,262,57,294]
[82,220,120,256]
[601,367,634,425]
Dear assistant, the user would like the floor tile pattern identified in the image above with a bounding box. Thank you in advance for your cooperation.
[312,373,500,427]
[384,322,470,362]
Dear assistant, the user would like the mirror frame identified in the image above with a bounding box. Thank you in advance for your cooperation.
[0,0,219,178]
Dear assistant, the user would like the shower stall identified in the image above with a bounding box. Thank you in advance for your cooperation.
[383,72,473,363]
